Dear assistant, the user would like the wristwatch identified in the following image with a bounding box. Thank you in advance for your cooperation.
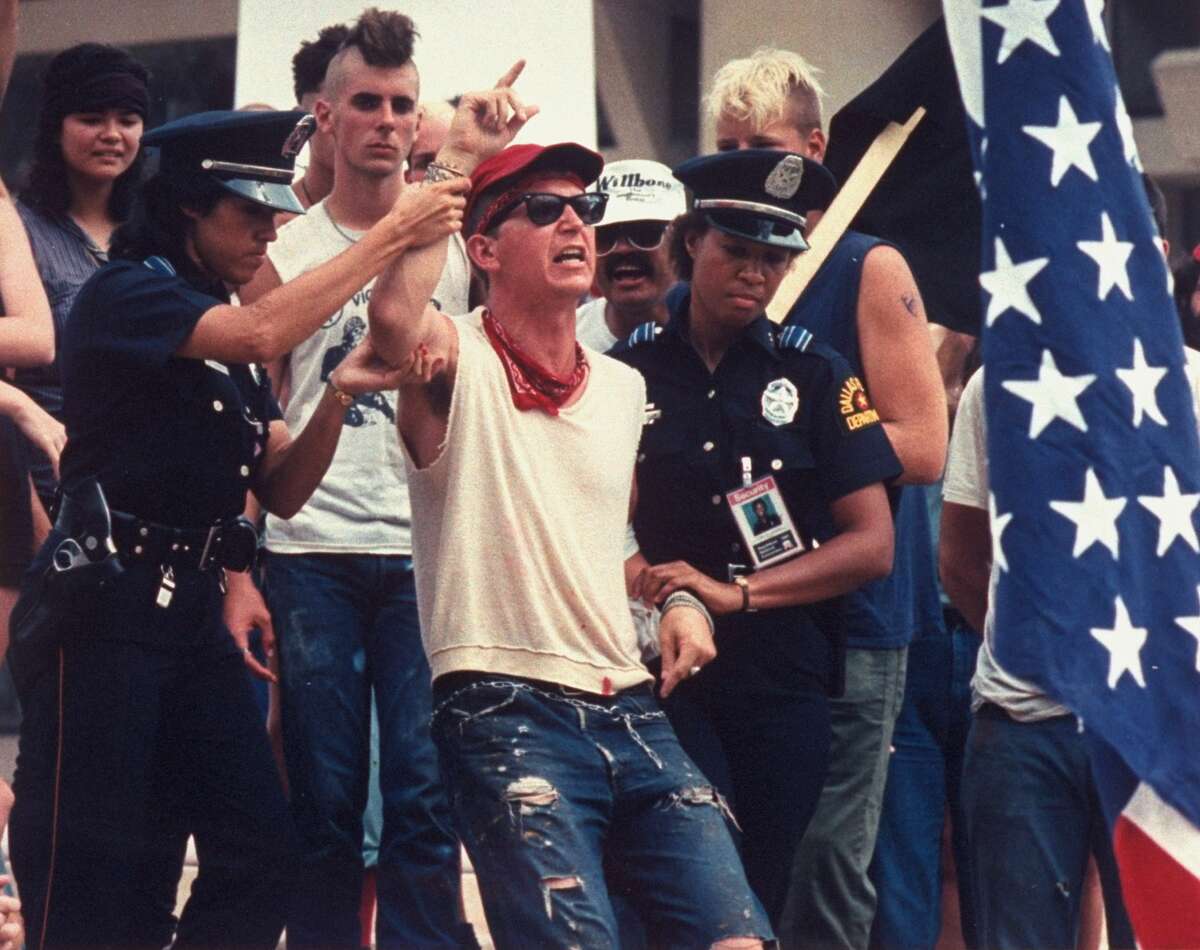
[733,575,754,612]
[328,382,355,408]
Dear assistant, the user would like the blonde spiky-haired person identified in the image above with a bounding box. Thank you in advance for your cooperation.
[709,48,827,159]
[691,46,951,950]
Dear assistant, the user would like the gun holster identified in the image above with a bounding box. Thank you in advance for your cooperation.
[8,479,124,695]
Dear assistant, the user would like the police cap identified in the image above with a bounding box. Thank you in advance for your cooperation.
[142,110,315,215]
[672,149,837,252]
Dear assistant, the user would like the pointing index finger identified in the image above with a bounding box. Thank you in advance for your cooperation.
[494,59,526,89]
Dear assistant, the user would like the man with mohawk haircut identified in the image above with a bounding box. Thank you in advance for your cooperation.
[236,8,518,947]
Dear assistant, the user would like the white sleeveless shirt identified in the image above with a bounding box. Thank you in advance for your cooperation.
[264,199,469,554]
[404,309,652,693]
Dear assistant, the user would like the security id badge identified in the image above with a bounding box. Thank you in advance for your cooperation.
[726,476,806,569]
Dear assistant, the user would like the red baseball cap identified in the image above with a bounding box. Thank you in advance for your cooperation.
[466,142,604,236]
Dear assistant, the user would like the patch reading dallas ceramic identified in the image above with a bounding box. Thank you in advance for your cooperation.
[838,376,881,432]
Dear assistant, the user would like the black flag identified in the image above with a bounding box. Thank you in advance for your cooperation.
[823,18,982,336]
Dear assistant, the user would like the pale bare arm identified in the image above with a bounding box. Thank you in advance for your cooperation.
[939,500,989,635]
[0,177,55,367]
[0,380,64,476]
[367,66,538,368]
[371,68,539,466]
[857,245,949,484]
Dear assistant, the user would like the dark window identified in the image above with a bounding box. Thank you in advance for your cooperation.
[1,36,237,186]
[596,90,616,149]
[668,14,699,144]
[1112,0,1200,118]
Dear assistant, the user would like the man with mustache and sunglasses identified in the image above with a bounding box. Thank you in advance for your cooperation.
[365,141,774,949]
[575,159,686,353]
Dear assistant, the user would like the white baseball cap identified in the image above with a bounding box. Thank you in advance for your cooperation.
[593,159,687,227]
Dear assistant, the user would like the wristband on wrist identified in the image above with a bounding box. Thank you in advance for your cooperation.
[662,589,715,637]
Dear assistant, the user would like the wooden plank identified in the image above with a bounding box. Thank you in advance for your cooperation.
[766,106,927,324]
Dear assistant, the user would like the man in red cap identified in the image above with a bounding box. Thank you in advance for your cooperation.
[366,141,773,949]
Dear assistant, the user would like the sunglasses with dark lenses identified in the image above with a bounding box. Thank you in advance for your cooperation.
[490,192,609,231]
[595,221,669,256]
[708,210,800,243]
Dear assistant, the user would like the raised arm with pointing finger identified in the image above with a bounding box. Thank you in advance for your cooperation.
[367,61,538,434]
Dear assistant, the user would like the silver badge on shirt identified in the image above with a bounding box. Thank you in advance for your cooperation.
[761,377,799,426]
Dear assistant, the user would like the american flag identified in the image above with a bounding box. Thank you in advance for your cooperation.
[943,0,1200,943]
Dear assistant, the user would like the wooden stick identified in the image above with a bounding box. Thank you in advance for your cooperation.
[766,106,927,324]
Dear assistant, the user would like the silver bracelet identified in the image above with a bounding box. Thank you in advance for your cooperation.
[661,590,715,638]
[424,161,467,183]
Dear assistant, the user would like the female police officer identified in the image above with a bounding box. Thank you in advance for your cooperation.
[7,109,468,950]
[613,149,902,925]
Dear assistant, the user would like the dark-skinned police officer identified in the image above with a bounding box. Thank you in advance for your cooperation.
[615,149,902,925]
[7,109,469,950]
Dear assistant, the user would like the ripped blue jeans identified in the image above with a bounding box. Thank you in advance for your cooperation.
[431,676,774,950]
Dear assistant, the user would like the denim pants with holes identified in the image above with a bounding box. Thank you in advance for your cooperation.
[431,677,775,950]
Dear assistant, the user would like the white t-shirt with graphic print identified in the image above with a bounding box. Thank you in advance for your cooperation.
[264,198,469,554]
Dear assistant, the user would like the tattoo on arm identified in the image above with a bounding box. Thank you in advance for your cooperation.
[901,292,920,317]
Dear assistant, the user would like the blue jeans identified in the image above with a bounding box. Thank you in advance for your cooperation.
[431,676,774,950]
[780,645,908,950]
[869,622,979,950]
[961,705,1135,950]
[266,553,467,950]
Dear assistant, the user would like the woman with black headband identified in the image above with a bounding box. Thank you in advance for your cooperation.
[15,42,149,509]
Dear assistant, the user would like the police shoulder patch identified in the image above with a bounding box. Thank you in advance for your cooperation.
[777,325,814,352]
[143,255,177,277]
[837,375,881,432]
[625,321,662,347]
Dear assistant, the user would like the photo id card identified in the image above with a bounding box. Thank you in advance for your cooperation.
[726,476,805,569]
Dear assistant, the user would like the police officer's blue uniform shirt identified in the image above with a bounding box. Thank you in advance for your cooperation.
[612,291,901,694]
[783,230,946,649]
[52,258,281,650]
[60,258,280,528]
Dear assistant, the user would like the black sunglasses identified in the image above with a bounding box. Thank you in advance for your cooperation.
[595,221,669,256]
[488,192,609,231]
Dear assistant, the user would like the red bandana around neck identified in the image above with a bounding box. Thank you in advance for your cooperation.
[481,310,589,416]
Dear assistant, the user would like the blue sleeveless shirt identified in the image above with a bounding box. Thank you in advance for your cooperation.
[785,231,945,649]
